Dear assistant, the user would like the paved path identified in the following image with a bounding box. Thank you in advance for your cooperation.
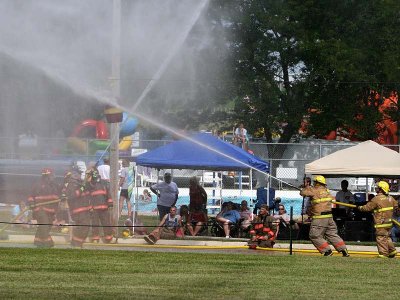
[0,234,397,258]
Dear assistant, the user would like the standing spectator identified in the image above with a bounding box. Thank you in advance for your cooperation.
[97,157,110,183]
[27,168,60,248]
[335,180,355,204]
[189,176,207,211]
[143,206,184,244]
[248,204,276,249]
[358,181,398,258]
[234,123,249,151]
[119,159,131,217]
[301,177,312,221]
[150,173,179,221]
[216,202,241,238]
[300,175,350,257]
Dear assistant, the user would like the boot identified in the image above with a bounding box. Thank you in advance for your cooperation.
[323,250,333,256]
[388,250,397,258]
[341,249,350,257]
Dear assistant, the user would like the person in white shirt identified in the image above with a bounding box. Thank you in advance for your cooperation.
[335,180,355,204]
[97,158,110,182]
[234,123,249,150]
[150,173,179,221]
[119,159,131,217]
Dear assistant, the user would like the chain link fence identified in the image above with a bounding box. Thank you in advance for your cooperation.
[0,136,399,240]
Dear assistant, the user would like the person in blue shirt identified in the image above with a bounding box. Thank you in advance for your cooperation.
[216,202,241,238]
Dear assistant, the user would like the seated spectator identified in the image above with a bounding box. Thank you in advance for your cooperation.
[179,205,190,234]
[248,204,277,249]
[239,200,253,232]
[187,208,208,237]
[273,204,298,238]
[144,206,184,244]
[216,201,241,238]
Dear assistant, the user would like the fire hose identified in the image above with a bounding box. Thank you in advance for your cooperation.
[333,200,400,228]
[0,199,61,234]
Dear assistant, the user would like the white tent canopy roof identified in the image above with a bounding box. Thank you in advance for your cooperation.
[305,140,400,177]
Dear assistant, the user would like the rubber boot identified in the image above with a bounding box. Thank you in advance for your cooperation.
[341,249,350,257]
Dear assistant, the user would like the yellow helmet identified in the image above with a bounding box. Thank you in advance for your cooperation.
[313,175,326,185]
[122,229,130,238]
[377,181,390,194]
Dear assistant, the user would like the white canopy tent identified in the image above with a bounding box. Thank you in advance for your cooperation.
[305,140,400,178]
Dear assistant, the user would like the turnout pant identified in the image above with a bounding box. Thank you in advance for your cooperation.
[376,227,397,257]
[33,210,55,247]
[91,209,113,243]
[309,217,346,254]
[71,211,91,247]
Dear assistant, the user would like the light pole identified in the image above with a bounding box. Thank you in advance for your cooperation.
[108,0,122,226]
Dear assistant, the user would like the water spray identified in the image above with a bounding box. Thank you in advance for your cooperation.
[131,0,209,111]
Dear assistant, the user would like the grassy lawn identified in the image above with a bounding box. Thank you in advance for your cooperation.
[0,248,398,299]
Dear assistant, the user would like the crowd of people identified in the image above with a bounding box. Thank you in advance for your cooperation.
[21,160,400,257]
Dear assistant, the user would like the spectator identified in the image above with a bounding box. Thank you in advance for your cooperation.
[248,204,277,249]
[335,180,355,204]
[273,204,298,238]
[150,173,179,221]
[301,177,312,222]
[119,159,131,217]
[216,202,241,238]
[239,200,253,232]
[188,208,208,237]
[189,176,207,212]
[140,189,152,202]
[97,157,110,183]
[143,206,184,244]
[233,123,249,151]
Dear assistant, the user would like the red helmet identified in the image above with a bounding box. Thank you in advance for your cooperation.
[42,168,53,175]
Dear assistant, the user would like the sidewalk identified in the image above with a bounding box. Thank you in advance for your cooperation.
[2,234,390,254]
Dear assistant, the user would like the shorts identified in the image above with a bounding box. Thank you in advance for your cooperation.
[120,189,129,198]
[190,211,207,223]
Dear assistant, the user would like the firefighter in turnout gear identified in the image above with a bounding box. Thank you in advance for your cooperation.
[62,167,91,248]
[247,204,277,249]
[300,175,350,257]
[28,168,60,248]
[86,168,114,243]
[358,181,399,258]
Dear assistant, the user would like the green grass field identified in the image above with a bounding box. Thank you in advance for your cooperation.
[0,248,398,299]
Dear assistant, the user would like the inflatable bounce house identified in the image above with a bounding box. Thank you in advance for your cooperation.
[67,112,138,155]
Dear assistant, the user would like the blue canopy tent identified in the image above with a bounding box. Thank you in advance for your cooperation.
[134,133,269,215]
[135,133,269,172]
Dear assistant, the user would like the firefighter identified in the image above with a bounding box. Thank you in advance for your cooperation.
[62,166,91,248]
[357,181,398,258]
[300,175,350,256]
[86,168,114,243]
[28,168,60,248]
[248,204,277,249]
